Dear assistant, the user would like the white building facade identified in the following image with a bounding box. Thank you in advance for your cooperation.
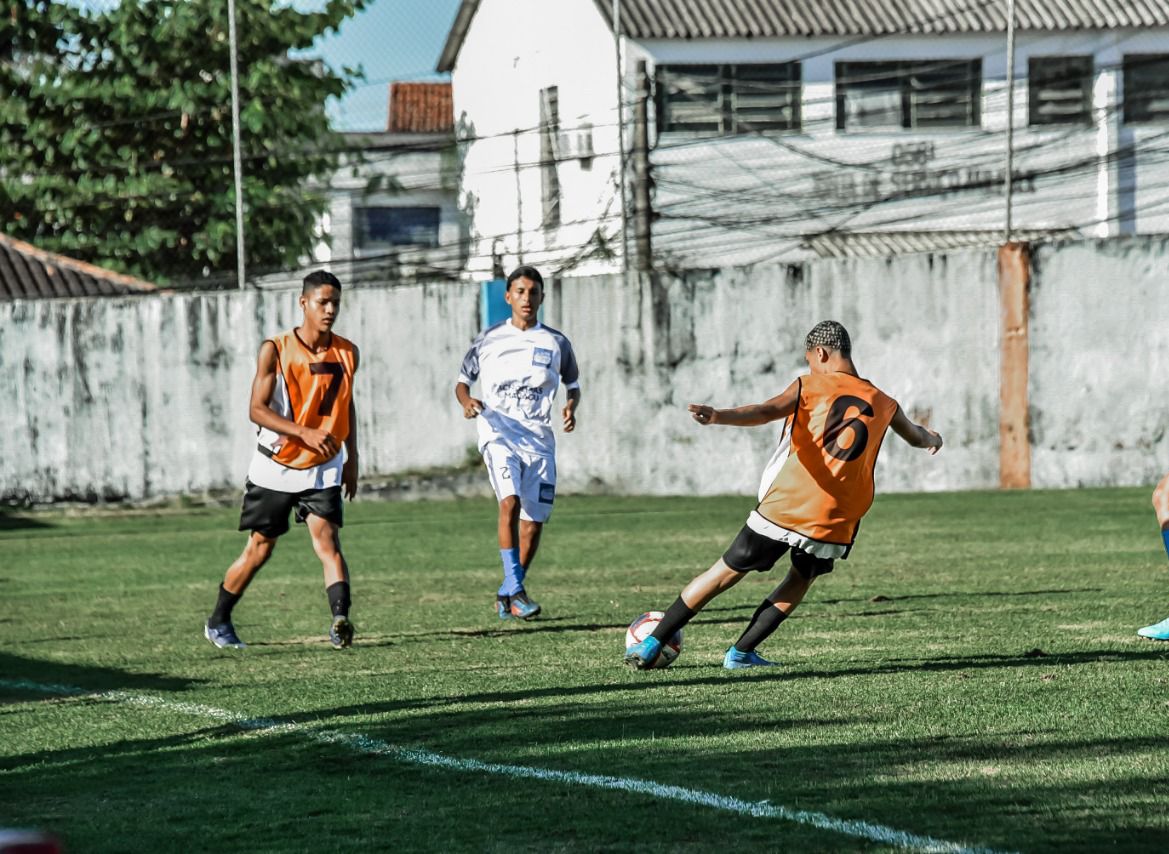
[439,0,1169,273]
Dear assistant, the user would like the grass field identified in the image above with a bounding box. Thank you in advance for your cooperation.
[2,488,1168,852]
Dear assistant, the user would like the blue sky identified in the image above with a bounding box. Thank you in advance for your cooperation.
[313,0,464,131]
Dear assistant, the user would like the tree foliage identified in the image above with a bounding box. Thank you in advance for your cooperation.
[0,0,365,285]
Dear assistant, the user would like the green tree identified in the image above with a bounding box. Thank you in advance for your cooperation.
[0,0,364,285]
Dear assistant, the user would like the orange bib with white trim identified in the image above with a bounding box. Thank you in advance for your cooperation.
[758,372,898,545]
[266,330,357,470]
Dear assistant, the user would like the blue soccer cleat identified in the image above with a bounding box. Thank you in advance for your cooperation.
[329,615,355,648]
[1137,615,1169,641]
[723,646,778,670]
[205,621,246,649]
[624,636,662,670]
[508,590,541,620]
[496,595,512,620]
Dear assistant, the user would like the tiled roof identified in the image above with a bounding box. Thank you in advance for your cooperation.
[387,82,454,134]
[0,233,158,300]
[596,0,1169,38]
[439,0,1169,69]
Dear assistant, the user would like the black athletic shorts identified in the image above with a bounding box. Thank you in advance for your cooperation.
[238,480,343,539]
[722,525,836,579]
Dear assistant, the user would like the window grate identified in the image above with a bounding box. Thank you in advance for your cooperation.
[656,63,801,136]
[1124,54,1169,124]
[1029,56,1093,126]
[836,60,981,130]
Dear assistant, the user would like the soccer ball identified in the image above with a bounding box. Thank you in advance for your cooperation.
[625,611,682,668]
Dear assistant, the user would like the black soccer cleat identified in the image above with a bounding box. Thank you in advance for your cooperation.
[329,615,355,649]
[205,621,246,650]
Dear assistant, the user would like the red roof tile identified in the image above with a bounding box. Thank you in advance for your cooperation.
[387,82,453,134]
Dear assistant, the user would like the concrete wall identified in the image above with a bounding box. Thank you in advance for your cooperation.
[2,237,1166,503]
[1029,237,1169,487]
[548,252,999,496]
[1,284,476,503]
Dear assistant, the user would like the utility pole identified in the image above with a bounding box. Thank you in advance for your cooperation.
[632,61,652,272]
[612,0,630,272]
[227,0,247,288]
[1004,0,1016,243]
[513,129,524,262]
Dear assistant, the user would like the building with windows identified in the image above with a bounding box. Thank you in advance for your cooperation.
[439,0,1169,272]
[286,81,466,287]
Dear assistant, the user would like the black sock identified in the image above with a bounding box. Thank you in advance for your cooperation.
[327,581,351,619]
[733,599,789,652]
[651,597,697,643]
[209,584,241,626]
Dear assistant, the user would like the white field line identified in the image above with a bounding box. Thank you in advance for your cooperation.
[2,678,1012,854]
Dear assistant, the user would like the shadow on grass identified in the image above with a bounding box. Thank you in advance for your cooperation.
[0,652,204,698]
[819,587,1105,605]
[0,727,848,852]
[234,646,1169,724]
[0,509,55,531]
[778,646,1169,683]
[2,693,1166,853]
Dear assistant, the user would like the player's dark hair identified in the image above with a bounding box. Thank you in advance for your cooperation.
[302,270,342,295]
[805,320,851,356]
[506,265,544,290]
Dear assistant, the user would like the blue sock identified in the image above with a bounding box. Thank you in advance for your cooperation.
[498,548,525,597]
[1162,528,1169,561]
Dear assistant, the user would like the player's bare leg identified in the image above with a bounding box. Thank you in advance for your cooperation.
[680,559,748,610]
[223,531,277,594]
[206,532,277,649]
[519,519,542,569]
[1139,472,1169,640]
[306,514,354,648]
[498,495,521,550]
[1153,471,1169,529]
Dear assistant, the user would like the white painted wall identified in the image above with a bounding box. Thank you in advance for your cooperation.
[0,285,476,502]
[1028,237,1169,487]
[448,0,1169,273]
[548,252,1000,496]
[5,238,1168,504]
[450,0,626,279]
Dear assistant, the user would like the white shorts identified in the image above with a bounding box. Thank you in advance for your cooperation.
[482,441,557,523]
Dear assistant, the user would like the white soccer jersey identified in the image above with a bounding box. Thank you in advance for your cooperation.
[458,320,580,456]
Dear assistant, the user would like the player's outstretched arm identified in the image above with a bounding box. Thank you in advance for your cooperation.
[248,341,339,458]
[689,380,799,427]
[455,381,484,419]
[890,405,943,454]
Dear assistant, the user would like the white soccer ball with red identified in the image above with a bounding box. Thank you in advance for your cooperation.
[625,611,682,668]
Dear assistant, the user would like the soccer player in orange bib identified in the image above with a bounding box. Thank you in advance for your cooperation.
[625,320,943,670]
[204,270,360,650]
